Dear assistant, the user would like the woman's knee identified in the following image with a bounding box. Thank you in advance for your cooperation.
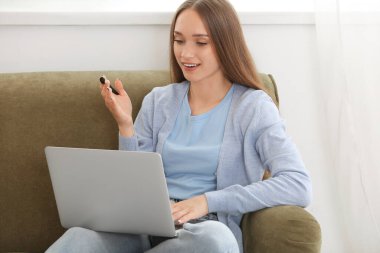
[47,227,148,253]
[62,226,98,241]
[65,226,91,235]
[184,221,239,252]
[45,227,95,253]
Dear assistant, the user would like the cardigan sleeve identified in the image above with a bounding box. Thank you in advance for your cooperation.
[119,92,155,152]
[205,95,312,215]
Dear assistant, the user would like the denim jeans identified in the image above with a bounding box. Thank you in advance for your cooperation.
[45,220,239,253]
[148,212,219,247]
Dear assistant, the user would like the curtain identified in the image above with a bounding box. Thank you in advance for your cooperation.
[314,0,380,252]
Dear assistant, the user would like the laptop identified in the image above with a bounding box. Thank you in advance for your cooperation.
[45,146,177,237]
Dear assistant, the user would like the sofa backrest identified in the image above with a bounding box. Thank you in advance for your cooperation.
[0,70,279,252]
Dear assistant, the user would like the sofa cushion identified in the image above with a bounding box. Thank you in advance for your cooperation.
[0,71,170,252]
[241,205,322,253]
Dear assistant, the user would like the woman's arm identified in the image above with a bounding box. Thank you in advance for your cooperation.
[119,91,155,152]
[205,95,312,215]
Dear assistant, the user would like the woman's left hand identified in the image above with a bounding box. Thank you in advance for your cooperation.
[171,195,209,224]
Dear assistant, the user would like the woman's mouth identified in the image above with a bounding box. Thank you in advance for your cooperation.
[182,63,201,72]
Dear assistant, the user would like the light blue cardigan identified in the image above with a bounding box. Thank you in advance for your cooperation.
[119,81,312,252]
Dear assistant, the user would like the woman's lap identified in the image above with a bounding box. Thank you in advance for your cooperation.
[147,221,239,253]
[45,227,150,253]
[46,221,239,253]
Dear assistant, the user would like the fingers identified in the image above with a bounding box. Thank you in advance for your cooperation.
[114,79,127,96]
[171,195,209,224]
[100,83,112,100]
[99,77,126,97]
[172,208,195,224]
[99,76,111,96]
[172,206,190,222]
[177,213,195,224]
[172,202,196,224]
[100,84,105,97]
[100,84,115,109]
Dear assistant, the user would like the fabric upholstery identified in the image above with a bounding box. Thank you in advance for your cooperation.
[0,71,320,253]
[0,71,169,252]
[241,206,322,253]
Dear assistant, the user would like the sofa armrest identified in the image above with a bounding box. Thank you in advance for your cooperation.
[241,206,321,253]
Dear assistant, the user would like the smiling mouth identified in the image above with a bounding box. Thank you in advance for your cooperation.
[182,63,200,68]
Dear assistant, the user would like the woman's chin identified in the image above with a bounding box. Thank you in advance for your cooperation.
[183,74,200,83]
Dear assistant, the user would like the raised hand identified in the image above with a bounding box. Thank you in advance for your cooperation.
[100,78,134,136]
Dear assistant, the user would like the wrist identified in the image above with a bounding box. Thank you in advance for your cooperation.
[200,194,209,214]
[118,124,134,137]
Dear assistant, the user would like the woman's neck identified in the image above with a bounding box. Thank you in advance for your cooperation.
[188,77,232,115]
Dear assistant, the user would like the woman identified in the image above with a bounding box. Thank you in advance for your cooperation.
[46,0,311,252]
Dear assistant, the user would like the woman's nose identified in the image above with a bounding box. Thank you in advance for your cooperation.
[180,45,195,58]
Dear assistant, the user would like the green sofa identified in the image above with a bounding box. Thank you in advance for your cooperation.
[0,71,321,252]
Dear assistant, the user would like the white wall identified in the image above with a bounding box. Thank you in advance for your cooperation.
[0,13,338,252]
[0,0,315,12]
[0,25,171,72]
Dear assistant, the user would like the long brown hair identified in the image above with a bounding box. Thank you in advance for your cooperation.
[169,0,265,91]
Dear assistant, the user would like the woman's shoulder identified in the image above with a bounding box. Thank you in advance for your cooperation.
[151,81,188,93]
[141,81,188,107]
[148,81,189,100]
[233,83,276,110]
[231,83,280,132]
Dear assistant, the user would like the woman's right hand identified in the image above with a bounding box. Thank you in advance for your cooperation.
[100,78,134,136]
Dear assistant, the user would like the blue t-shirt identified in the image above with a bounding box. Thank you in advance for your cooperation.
[162,85,234,200]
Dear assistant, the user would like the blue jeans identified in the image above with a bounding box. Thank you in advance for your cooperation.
[45,221,239,253]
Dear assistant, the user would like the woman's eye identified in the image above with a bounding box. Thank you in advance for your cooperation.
[197,42,208,46]
[174,40,184,44]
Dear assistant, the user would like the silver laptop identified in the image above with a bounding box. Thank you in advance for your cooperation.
[45,146,177,237]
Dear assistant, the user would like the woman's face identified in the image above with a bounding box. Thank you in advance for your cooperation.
[173,9,223,84]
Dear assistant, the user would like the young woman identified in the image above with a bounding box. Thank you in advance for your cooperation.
[46,0,311,252]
